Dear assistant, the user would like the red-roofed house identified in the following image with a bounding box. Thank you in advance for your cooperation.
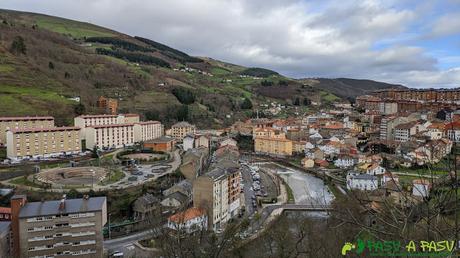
[0,207,11,221]
[167,207,207,233]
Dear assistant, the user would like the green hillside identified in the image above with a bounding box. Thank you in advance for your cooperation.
[0,9,402,127]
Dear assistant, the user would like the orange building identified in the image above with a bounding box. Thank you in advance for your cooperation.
[144,136,175,152]
[96,96,118,115]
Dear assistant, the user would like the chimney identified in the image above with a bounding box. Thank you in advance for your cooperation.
[59,194,66,211]
[11,195,27,258]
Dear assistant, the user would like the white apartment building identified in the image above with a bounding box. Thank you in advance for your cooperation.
[6,127,81,160]
[85,124,135,150]
[0,116,54,145]
[133,121,164,142]
[74,114,140,137]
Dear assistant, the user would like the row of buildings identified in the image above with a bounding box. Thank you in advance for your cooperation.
[0,114,166,160]
[165,133,241,233]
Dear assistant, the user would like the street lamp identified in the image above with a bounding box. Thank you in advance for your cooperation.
[90,169,95,189]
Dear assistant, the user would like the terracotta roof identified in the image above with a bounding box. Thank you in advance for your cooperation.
[427,123,446,130]
[255,137,292,142]
[0,116,53,121]
[10,127,80,133]
[321,122,344,129]
[123,113,140,117]
[88,123,134,129]
[446,121,460,130]
[395,121,418,130]
[0,207,11,214]
[169,207,205,223]
[136,121,161,125]
[78,114,118,118]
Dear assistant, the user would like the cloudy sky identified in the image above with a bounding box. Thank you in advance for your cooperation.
[2,0,460,88]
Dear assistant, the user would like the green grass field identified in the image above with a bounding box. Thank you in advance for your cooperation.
[0,85,74,115]
[0,64,14,73]
[100,169,125,185]
[35,16,114,38]
[9,176,44,188]
[320,91,340,102]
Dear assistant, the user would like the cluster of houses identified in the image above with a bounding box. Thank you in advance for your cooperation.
[173,66,213,77]
[133,126,241,234]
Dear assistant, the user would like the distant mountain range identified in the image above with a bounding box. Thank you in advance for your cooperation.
[0,9,403,127]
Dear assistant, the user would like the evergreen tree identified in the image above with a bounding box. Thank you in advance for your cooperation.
[240,98,253,109]
[10,36,26,55]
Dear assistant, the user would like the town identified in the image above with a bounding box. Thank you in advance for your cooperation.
[0,87,459,257]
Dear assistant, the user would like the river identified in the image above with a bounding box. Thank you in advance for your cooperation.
[260,162,334,206]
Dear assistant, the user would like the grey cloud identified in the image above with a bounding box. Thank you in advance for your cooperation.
[0,0,459,88]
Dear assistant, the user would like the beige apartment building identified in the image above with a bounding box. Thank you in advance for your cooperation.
[74,114,140,137]
[85,124,135,150]
[6,127,81,160]
[193,168,229,231]
[84,121,164,150]
[134,121,164,142]
[170,122,196,141]
[254,137,293,156]
[11,195,107,258]
[0,116,54,145]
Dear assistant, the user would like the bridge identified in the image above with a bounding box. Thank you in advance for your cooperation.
[277,204,334,211]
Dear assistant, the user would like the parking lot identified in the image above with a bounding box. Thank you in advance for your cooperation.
[240,162,279,216]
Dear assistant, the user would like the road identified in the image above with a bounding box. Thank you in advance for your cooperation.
[241,164,256,216]
[104,228,160,251]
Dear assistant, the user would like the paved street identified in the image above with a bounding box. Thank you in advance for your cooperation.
[241,164,256,216]
[105,227,161,254]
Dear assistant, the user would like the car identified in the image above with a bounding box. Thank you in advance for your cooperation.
[110,251,124,257]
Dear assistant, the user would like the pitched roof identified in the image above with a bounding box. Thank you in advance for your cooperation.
[10,126,80,134]
[168,207,205,223]
[172,121,195,128]
[164,192,188,204]
[0,207,11,214]
[0,116,54,121]
[135,193,159,205]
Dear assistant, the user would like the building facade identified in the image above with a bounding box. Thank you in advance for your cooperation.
[6,127,81,160]
[193,169,229,231]
[254,137,293,156]
[0,116,54,145]
[84,124,135,149]
[11,195,107,258]
[96,96,118,115]
[133,121,164,142]
[170,122,196,141]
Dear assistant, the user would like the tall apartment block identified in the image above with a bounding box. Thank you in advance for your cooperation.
[6,127,81,160]
[193,168,229,231]
[0,116,54,145]
[10,195,107,258]
[84,124,135,150]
